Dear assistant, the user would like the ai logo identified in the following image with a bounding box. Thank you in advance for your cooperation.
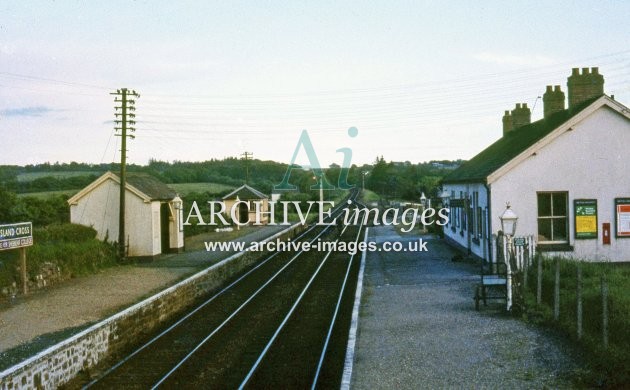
[274,127,358,191]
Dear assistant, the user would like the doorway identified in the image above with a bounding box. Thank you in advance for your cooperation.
[238,202,249,224]
[160,203,170,253]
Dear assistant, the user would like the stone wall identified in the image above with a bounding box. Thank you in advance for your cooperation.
[0,223,304,390]
[1,262,63,302]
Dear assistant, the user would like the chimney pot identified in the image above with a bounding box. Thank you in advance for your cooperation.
[543,84,565,119]
[523,103,528,108]
[502,109,514,136]
[546,85,553,92]
[572,68,579,75]
[567,66,604,109]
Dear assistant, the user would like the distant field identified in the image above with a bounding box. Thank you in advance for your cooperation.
[17,190,79,199]
[13,182,234,199]
[168,182,234,196]
[16,171,102,182]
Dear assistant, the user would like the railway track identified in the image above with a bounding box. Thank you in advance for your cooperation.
[78,191,367,389]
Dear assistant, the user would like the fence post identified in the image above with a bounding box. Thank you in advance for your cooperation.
[523,245,528,292]
[536,255,542,305]
[20,247,28,295]
[576,263,582,341]
[601,275,609,349]
[554,258,560,321]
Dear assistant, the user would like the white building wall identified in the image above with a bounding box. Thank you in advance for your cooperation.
[70,179,119,242]
[70,178,157,257]
[442,182,490,261]
[490,107,630,262]
[169,197,185,251]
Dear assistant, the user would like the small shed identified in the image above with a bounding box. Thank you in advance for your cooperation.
[67,171,184,260]
[222,184,270,225]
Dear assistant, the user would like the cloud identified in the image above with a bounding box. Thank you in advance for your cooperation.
[473,52,556,67]
[0,106,56,117]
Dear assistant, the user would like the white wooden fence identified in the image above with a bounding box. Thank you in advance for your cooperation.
[492,234,536,271]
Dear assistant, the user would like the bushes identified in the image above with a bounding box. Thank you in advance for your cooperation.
[27,240,117,278]
[35,223,97,243]
[0,187,69,226]
[0,224,117,294]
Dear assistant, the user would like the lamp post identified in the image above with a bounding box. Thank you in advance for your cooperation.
[500,203,518,311]
[362,171,369,190]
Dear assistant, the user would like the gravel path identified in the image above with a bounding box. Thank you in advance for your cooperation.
[0,225,287,368]
[351,225,583,389]
[0,267,190,353]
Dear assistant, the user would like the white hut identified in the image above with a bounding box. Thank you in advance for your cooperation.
[68,171,184,260]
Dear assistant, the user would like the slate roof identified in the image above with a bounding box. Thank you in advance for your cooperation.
[222,184,268,200]
[116,172,178,200]
[443,98,599,184]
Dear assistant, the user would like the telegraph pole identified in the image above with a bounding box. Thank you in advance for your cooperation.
[241,151,253,184]
[111,88,139,260]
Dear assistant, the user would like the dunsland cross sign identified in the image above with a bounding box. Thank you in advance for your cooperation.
[0,221,33,295]
[0,222,33,251]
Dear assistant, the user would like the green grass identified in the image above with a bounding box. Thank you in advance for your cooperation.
[169,182,234,196]
[16,171,102,182]
[17,189,79,199]
[361,189,380,203]
[523,258,630,387]
[0,224,118,293]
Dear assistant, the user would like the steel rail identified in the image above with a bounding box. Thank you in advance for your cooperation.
[238,222,364,389]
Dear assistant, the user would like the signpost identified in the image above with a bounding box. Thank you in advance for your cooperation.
[0,222,33,295]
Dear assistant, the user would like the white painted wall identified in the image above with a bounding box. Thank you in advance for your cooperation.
[223,198,270,225]
[169,197,185,251]
[70,178,120,243]
[70,178,158,257]
[442,182,490,261]
[490,106,630,262]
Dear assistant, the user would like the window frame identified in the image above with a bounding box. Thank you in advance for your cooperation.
[537,191,569,244]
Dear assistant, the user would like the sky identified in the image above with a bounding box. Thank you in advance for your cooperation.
[1,1,629,167]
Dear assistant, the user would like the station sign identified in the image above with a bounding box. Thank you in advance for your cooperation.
[0,222,33,251]
[513,237,526,247]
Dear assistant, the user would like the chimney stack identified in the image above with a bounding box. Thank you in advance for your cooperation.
[543,85,565,118]
[502,103,531,135]
[511,103,531,129]
[502,110,513,136]
[567,67,604,109]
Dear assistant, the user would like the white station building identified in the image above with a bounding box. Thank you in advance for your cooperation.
[68,171,184,260]
[442,68,630,263]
